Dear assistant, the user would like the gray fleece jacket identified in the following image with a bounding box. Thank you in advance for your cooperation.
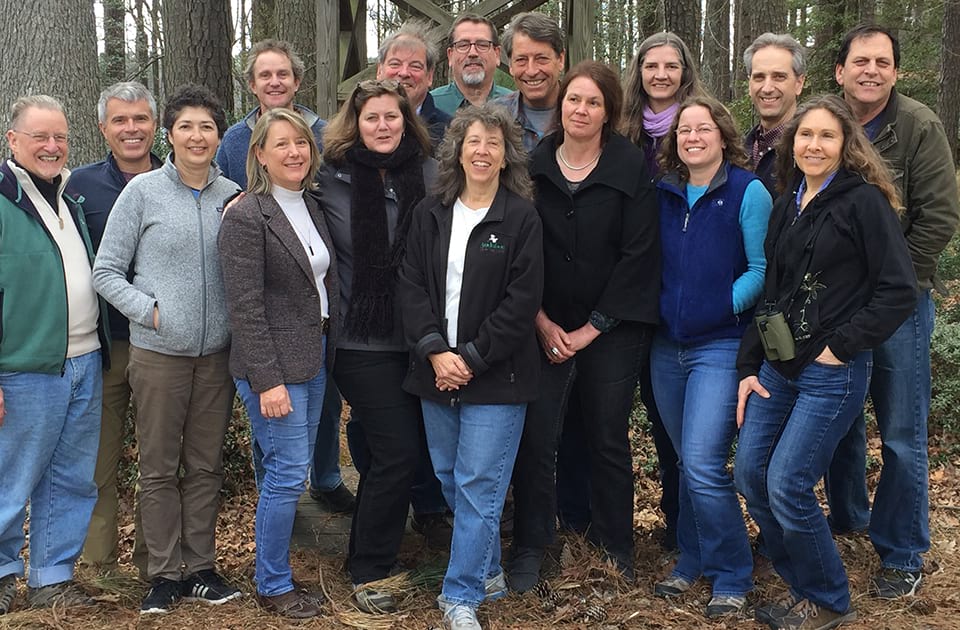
[93,156,241,357]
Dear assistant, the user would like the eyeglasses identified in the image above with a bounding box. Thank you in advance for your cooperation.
[12,130,69,145]
[676,125,718,137]
[450,39,495,53]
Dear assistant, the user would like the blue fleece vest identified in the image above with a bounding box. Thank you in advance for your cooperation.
[657,164,757,343]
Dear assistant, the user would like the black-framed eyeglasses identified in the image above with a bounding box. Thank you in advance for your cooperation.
[450,39,494,53]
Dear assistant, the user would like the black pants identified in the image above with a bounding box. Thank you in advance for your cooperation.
[334,350,422,584]
[513,323,649,564]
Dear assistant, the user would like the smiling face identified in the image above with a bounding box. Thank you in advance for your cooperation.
[447,21,500,88]
[249,50,302,112]
[377,39,434,108]
[460,121,505,190]
[793,107,844,188]
[561,76,607,142]
[835,33,897,121]
[168,106,220,171]
[641,45,684,112]
[676,105,724,177]
[358,94,405,154]
[256,119,312,191]
[749,46,805,130]
[509,33,565,109]
[6,106,69,182]
[100,98,157,172]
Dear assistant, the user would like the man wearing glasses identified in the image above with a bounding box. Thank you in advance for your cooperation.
[430,14,511,115]
[0,95,109,613]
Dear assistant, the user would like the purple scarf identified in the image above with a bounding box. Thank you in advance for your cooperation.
[643,103,679,139]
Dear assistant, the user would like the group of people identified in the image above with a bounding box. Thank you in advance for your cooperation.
[0,11,956,630]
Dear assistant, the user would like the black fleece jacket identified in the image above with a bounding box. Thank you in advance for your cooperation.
[398,187,544,404]
[737,168,918,380]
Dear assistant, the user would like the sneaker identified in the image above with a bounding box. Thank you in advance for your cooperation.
[412,512,454,550]
[755,592,801,626]
[309,482,356,514]
[506,546,543,593]
[141,578,182,615]
[181,570,242,605]
[0,575,17,615]
[653,574,692,598]
[353,583,396,614]
[767,597,856,630]
[485,570,507,601]
[27,581,95,609]
[257,589,323,618]
[870,568,921,599]
[706,594,746,618]
[443,603,482,630]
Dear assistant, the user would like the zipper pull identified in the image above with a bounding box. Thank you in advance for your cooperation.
[682,211,690,232]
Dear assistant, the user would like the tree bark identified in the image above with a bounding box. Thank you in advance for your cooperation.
[0,0,102,165]
[703,0,731,102]
[103,0,127,85]
[664,0,701,63]
[276,0,317,109]
[745,0,787,43]
[252,0,276,43]
[939,0,960,162]
[162,0,235,111]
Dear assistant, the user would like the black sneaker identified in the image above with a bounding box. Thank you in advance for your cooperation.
[309,482,356,514]
[754,592,800,626]
[141,578,182,615]
[181,570,242,605]
[870,568,921,599]
[0,575,16,615]
[767,597,856,630]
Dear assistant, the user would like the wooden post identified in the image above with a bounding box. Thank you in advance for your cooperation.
[565,0,596,69]
[317,0,339,118]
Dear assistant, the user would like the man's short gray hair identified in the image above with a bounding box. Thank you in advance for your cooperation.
[743,32,807,77]
[378,20,441,71]
[9,95,65,130]
[97,81,157,124]
[502,12,565,58]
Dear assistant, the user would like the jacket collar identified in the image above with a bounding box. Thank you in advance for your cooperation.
[243,103,321,131]
[658,160,731,198]
[428,185,511,227]
[161,154,224,190]
[255,191,319,284]
[529,133,642,197]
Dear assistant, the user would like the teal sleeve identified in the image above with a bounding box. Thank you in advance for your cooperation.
[732,179,773,314]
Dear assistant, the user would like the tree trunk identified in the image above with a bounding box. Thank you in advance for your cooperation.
[103,0,127,85]
[276,0,317,110]
[746,0,787,43]
[151,0,164,101]
[0,0,102,165]
[133,0,153,88]
[162,0,234,112]
[252,0,276,43]
[638,0,662,37]
[703,0,731,102]
[939,0,960,162]
[732,0,746,98]
[664,0,701,63]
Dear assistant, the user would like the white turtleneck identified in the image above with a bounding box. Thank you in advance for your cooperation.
[271,185,330,317]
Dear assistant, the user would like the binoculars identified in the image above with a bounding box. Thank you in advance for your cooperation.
[755,309,796,362]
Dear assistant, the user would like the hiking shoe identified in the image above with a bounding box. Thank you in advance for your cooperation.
[257,589,323,618]
[654,574,692,598]
[755,592,801,625]
[443,603,482,630]
[353,583,396,613]
[506,546,543,593]
[767,598,856,629]
[412,511,454,550]
[181,570,241,605]
[706,594,746,618]
[27,580,95,609]
[485,570,507,601]
[0,575,17,615]
[141,578,182,615]
[309,482,356,514]
[870,568,921,599]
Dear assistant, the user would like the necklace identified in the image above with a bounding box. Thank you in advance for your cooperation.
[557,145,601,171]
[286,214,315,256]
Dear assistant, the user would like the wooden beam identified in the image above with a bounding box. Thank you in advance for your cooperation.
[317,0,339,118]
[390,0,453,28]
[565,0,596,68]
[489,0,550,28]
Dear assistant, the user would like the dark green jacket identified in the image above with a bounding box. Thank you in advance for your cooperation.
[0,160,109,373]
[873,90,960,293]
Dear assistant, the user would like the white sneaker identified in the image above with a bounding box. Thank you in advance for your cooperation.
[443,604,482,630]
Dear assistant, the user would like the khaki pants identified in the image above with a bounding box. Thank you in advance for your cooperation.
[127,346,234,582]
[81,340,147,576]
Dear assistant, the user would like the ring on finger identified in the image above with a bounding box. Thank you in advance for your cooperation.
[550,346,560,356]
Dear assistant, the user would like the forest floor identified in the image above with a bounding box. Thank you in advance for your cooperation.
[2,433,960,629]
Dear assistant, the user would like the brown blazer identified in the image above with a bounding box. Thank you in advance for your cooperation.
[218,191,338,392]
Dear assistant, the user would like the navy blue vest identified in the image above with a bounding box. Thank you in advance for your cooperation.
[656,163,757,343]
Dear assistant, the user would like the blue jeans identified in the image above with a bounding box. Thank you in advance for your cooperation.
[0,350,102,587]
[826,292,933,571]
[309,378,345,492]
[650,335,751,596]
[421,400,524,607]
[235,363,327,596]
[736,354,872,613]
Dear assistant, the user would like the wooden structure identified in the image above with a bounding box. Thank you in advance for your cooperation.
[314,0,597,117]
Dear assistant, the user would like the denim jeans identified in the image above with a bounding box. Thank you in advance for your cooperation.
[309,377,345,492]
[236,361,326,596]
[826,292,933,571]
[422,400,525,606]
[0,350,102,587]
[513,323,647,566]
[650,335,752,596]
[735,354,872,613]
